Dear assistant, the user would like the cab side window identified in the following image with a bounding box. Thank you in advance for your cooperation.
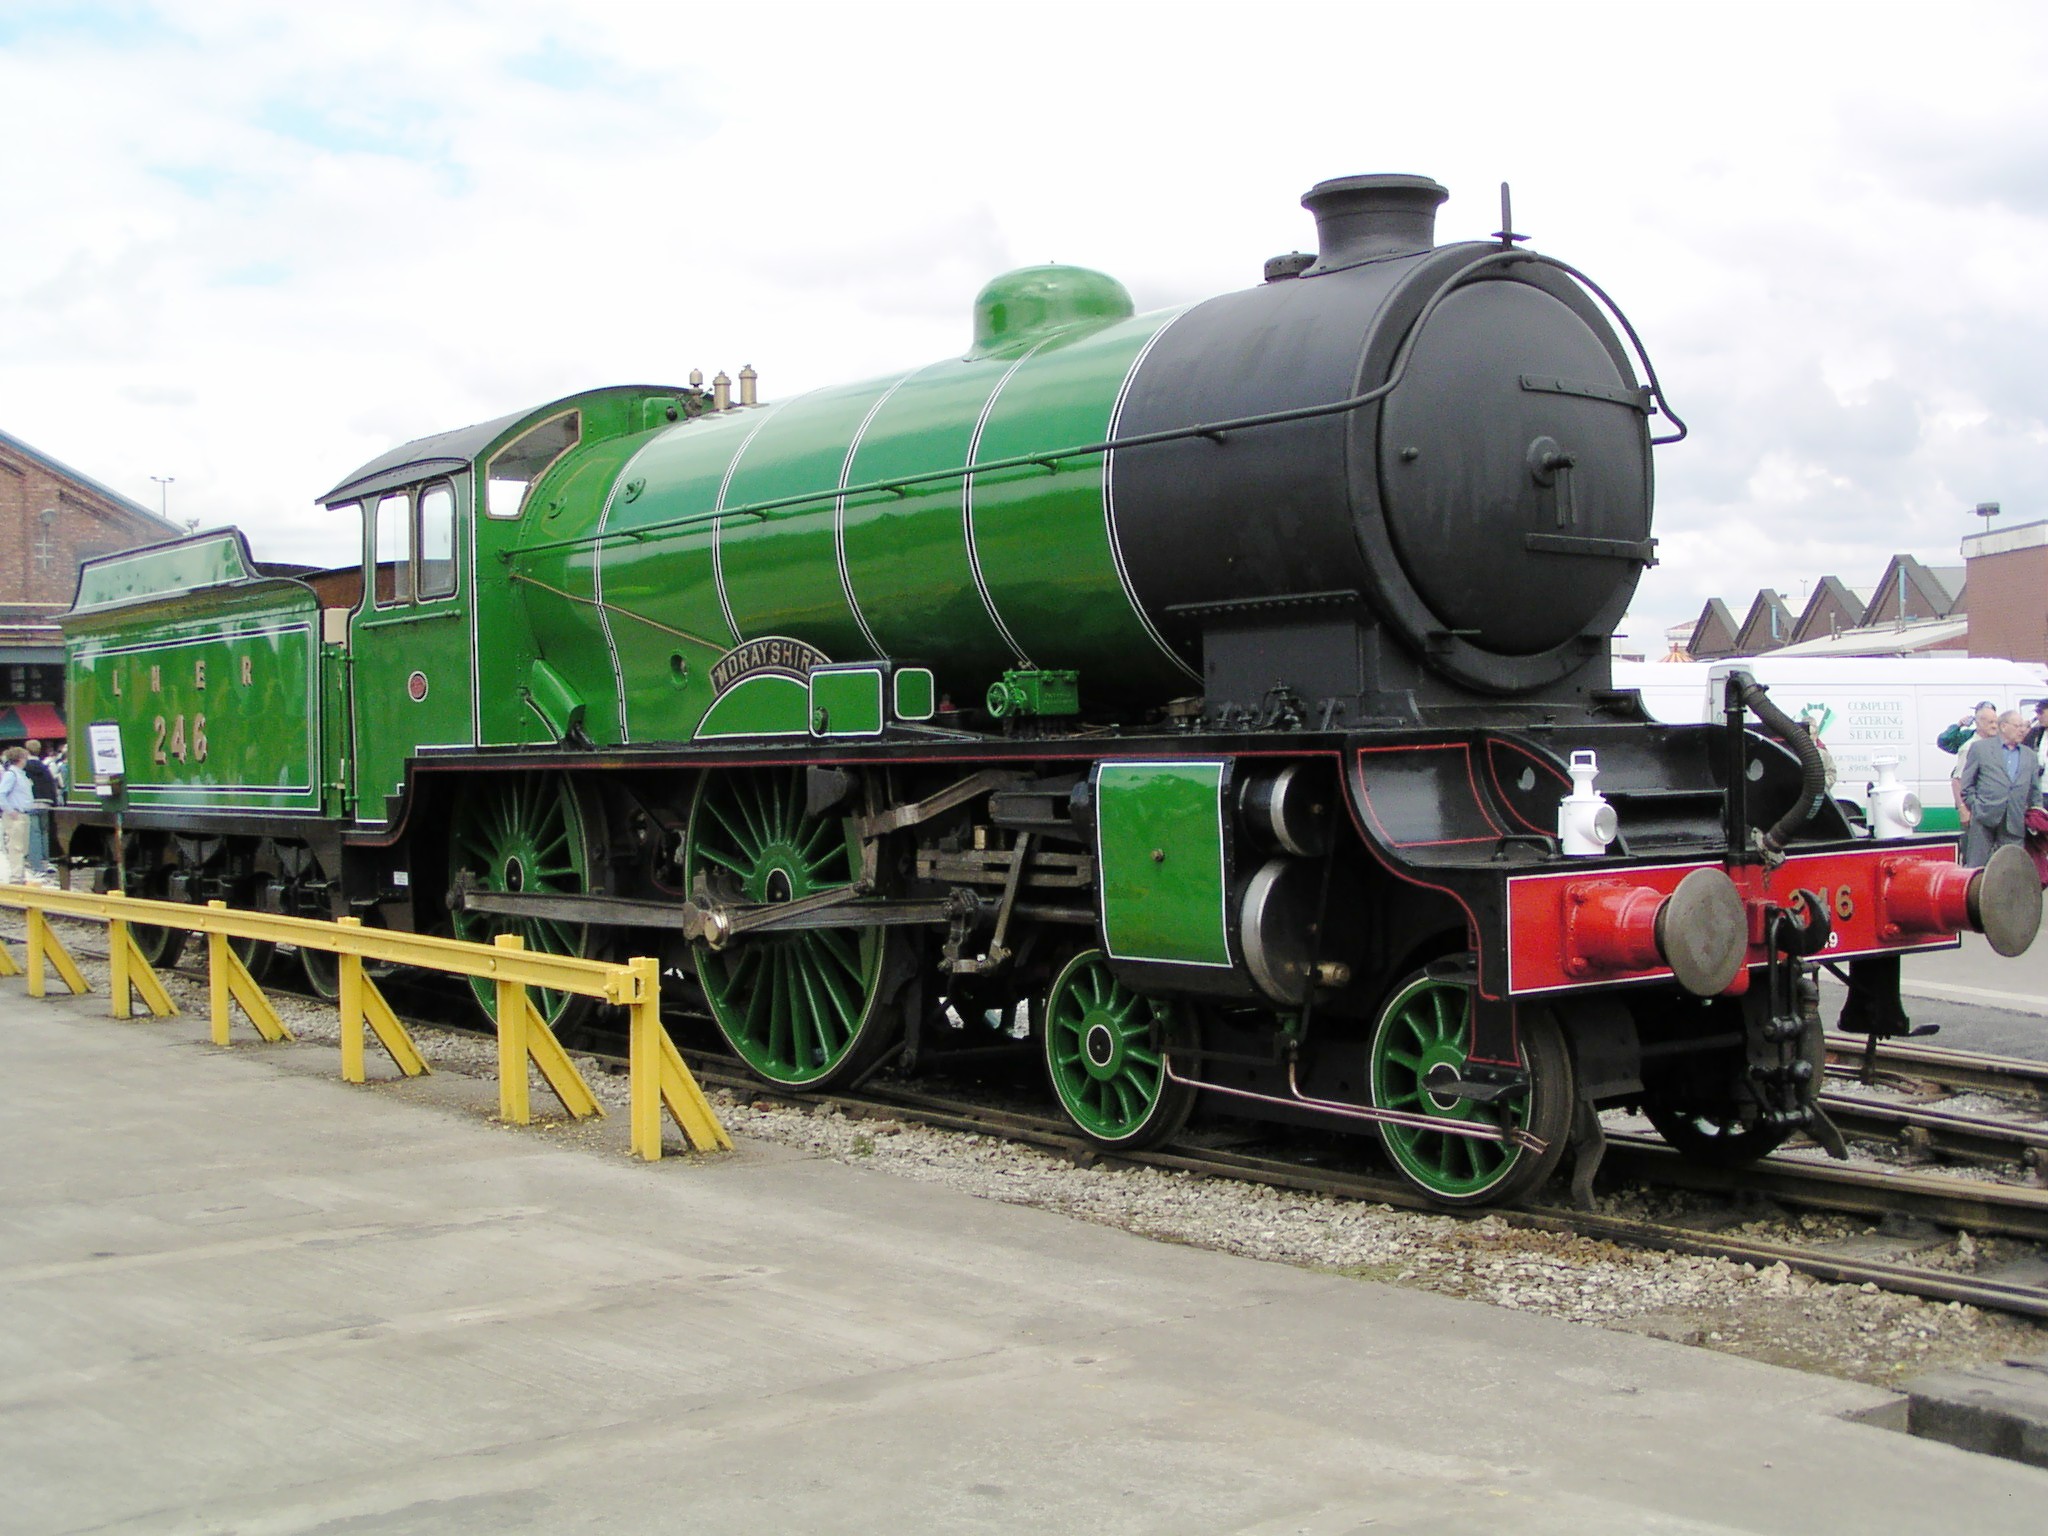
[486,411,581,518]
[373,491,413,606]
[418,482,457,599]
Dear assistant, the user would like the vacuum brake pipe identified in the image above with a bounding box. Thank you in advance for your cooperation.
[1726,669,1828,855]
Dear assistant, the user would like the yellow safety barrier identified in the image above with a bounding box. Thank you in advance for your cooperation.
[0,882,729,1157]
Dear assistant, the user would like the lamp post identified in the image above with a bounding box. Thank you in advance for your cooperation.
[150,475,174,521]
[1975,501,2001,532]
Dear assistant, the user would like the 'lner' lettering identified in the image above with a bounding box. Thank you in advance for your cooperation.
[240,656,253,686]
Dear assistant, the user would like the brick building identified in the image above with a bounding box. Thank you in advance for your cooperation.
[1962,519,2048,664]
[0,427,181,743]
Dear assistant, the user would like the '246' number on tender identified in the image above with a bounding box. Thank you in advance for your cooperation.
[150,713,208,765]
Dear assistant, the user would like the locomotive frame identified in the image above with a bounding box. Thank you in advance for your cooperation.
[55,174,2042,1208]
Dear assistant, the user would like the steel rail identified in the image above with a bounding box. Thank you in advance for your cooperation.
[1825,1033,2048,1099]
[1599,1133,2048,1243]
[1819,1091,2048,1169]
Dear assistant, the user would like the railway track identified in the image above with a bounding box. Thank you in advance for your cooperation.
[17,914,2048,1320]
[694,1060,2048,1320]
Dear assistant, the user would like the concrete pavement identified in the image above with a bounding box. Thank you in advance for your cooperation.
[5,983,2047,1534]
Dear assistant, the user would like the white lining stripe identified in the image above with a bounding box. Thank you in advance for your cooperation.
[711,405,787,648]
[837,368,927,658]
[1104,306,1203,682]
[593,434,663,743]
[963,342,1056,667]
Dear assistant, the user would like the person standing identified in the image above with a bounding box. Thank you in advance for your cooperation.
[21,739,56,880]
[0,747,34,886]
[2026,699,2048,753]
[1959,710,2045,868]
[1950,702,2000,835]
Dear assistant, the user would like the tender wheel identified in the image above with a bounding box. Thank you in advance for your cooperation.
[685,767,901,1089]
[448,773,608,1031]
[298,944,341,1001]
[1041,949,1196,1151]
[120,844,186,970]
[1640,1103,1791,1166]
[230,932,277,985]
[1369,973,1573,1206]
[129,919,188,972]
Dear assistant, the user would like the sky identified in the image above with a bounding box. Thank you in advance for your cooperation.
[4,0,2045,653]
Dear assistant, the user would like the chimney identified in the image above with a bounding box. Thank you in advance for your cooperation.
[1300,174,1449,275]
[738,364,757,407]
[713,371,731,411]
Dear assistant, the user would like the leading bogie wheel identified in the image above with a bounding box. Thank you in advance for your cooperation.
[1368,972,1572,1206]
[1041,949,1196,1151]
[685,767,902,1090]
[1639,1104,1791,1167]
[447,772,609,1032]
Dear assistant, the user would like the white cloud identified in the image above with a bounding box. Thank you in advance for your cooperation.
[3,0,2045,644]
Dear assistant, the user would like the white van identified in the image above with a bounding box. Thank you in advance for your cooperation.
[1611,656,2048,830]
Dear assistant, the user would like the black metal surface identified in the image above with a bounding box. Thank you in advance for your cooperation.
[1110,217,1656,706]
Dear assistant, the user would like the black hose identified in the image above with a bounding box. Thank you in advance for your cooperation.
[1728,670,1827,853]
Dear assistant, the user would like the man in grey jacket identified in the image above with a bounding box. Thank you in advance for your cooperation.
[1959,709,2046,867]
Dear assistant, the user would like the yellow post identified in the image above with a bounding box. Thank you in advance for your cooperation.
[108,914,177,1020]
[0,932,19,976]
[492,932,601,1124]
[204,901,290,1044]
[208,902,232,1046]
[27,907,89,998]
[108,900,130,1019]
[631,956,659,1158]
[335,917,428,1081]
[27,907,45,998]
[495,933,531,1124]
[338,915,367,1082]
[631,954,731,1158]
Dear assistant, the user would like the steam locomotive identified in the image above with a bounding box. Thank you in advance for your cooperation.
[56,174,2041,1206]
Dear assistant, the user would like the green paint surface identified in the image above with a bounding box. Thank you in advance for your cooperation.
[719,382,890,660]
[893,667,935,721]
[696,673,809,739]
[810,667,884,736]
[65,589,321,812]
[505,281,1195,745]
[839,359,1018,689]
[1096,761,1231,967]
[968,314,1186,696]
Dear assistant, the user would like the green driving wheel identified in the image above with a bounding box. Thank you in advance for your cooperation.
[1042,949,1195,1150]
[685,768,898,1089]
[448,773,605,1030]
[1368,973,1571,1206]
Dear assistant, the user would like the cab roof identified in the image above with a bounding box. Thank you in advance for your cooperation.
[317,385,689,508]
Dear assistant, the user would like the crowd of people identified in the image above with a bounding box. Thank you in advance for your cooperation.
[0,739,65,888]
[1941,698,2048,871]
